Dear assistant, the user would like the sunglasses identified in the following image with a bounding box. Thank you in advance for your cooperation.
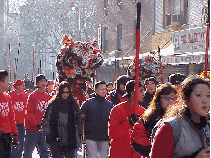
[161,96,177,101]
[62,91,70,94]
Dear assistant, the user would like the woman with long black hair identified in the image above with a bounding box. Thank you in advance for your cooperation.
[131,84,177,157]
[42,81,82,158]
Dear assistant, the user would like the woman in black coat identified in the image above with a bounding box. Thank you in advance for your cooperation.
[42,81,82,158]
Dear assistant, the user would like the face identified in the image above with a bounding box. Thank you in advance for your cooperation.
[145,81,156,94]
[37,79,47,89]
[160,92,177,111]
[0,76,9,92]
[119,83,126,92]
[17,83,25,92]
[47,84,54,92]
[61,87,70,100]
[95,84,107,97]
[188,84,210,117]
[107,85,113,93]
[138,86,145,102]
[24,75,29,81]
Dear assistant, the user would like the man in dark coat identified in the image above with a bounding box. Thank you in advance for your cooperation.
[80,81,113,157]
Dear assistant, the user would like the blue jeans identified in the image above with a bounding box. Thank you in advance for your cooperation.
[11,124,25,158]
[24,130,50,158]
[86,139,109,158]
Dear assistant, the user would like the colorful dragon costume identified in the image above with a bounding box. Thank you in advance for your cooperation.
[56,35,103,106]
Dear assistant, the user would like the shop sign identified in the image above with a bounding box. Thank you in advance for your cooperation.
[172,27,207,53]
[161,55,203,64]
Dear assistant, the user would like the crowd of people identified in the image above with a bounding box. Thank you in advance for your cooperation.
[0,69,210,158]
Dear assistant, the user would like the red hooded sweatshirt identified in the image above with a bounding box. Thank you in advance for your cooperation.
[25,90,51,132]
[0,92,18,135]
[109,101,145,158]
[8,91,28,124]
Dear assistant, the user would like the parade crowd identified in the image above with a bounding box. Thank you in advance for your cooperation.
[0,70,210,158]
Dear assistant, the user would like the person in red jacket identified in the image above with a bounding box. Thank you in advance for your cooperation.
[0,70,18,158]
[9,79,28,158]
[24,74,51,158]
[131,84,177,158]
[109,80,145,158]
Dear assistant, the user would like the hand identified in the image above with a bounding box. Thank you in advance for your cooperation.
[196,147,210,158]
[129,114,140,126]
[0,129,4,137]
[12,135,19,148]
[55,138,60,142]
[36,124,41,131]
[79,135,85,144]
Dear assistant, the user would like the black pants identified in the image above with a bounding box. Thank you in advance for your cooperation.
[0,133,12,158]
[50,143,75,158]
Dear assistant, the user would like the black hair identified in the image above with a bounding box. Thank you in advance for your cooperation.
[116,75,130,90]
[106,82,113,87]
[95,81,106,90]
[144,77,158,85]
[0,70,8,82]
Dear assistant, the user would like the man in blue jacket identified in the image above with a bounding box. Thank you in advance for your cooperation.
[80,81,113,158]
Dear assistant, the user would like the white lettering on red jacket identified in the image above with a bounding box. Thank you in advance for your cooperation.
[0,102,9,116]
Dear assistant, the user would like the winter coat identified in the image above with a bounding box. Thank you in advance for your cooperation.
[142,92,154,109]
[150,114,210,158]
[42,99,82,149]
[109,102,145,158]
[106,89,127,106]
[80,95,113,141]
[131,119,151,157]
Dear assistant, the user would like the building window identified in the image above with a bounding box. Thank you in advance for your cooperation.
[117,0,122,11]
[163,0,188,29]
[117,24,122,51]
[104,27,108,52]
[104,0,108,16]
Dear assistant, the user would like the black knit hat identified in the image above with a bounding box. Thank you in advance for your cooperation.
[168,73,186,85]
[117,75,130,86]
[122,80,143,98]
[36,74,47,84]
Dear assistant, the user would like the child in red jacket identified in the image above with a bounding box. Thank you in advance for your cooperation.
[0,70,18,158]
[9,79,28,158]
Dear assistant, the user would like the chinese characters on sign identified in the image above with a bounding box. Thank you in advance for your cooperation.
[172,27,207,53]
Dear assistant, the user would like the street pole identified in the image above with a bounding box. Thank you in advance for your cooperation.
[9,44,11,82]
[204,24,209,78]
[135,2,141,114]
[158,47,164,83]
[114,59,116,83]
[32,45,35,82]
[40,60,41,74]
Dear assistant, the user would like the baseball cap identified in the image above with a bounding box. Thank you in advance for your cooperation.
[122,80,143,98]
[36,74,47,84]
[13,79,24,89]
